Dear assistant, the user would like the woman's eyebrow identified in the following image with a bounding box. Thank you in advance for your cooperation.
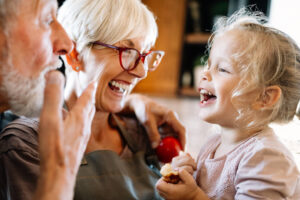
[121,40,135,47]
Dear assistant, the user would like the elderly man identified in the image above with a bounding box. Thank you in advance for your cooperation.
[0,0,185,200]
[0,0,97,199]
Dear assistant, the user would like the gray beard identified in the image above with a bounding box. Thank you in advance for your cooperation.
[0,56,61,118]
[1,67,46,118]
[0,28,46,117]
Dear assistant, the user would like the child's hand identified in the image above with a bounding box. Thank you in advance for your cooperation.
[156,169,202,200]
[171,152,197,175]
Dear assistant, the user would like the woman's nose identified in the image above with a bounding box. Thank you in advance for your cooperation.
[128,60,147,79]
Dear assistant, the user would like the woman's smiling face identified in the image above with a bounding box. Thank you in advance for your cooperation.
[82,37,151,113]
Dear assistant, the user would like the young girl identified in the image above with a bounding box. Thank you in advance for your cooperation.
[156,9,300,200]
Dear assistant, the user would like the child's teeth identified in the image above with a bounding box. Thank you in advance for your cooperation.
[200,94,204,101]
[200,89,210,95]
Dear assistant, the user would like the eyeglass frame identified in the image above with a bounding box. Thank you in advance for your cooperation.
[91,41,164,71]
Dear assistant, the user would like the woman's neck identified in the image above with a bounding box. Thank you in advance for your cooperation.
[65,83,124,155]
[85,111,124,154]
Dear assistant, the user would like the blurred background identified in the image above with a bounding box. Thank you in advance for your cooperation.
[57,0,300,167]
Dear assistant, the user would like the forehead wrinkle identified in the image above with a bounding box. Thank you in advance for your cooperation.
[34,0,57,14]
[33,0,40,13]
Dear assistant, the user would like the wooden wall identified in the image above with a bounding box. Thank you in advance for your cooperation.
[133,0,187,96]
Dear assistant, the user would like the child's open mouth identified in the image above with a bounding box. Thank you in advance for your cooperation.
[199,89,216,104]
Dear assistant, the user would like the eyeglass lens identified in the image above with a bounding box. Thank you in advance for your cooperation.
[121,49,163,71]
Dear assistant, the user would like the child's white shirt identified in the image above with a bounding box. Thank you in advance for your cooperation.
[194,127,300,200]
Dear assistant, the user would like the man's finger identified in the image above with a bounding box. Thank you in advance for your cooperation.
[40,71,65,123]
[39,71,65,164]
[71,81,97,126]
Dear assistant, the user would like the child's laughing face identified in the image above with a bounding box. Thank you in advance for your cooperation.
[197,29,246,127]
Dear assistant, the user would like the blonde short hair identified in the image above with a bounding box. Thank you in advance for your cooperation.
[58,0,158,55]
[210,8,300,127]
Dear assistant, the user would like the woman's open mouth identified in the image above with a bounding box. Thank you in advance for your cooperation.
[108,80,131,95]
[199,88,216,104]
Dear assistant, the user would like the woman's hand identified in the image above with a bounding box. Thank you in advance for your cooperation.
[123,94,186,148]
[156,169,208,200]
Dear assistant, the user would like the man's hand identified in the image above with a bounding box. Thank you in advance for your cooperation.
[124,94,186,148]
[35,71,96,200]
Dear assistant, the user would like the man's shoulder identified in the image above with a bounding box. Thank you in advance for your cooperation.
[0,111,19,132]
[0,117,39,155]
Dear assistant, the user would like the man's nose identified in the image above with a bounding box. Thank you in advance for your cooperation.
[52,21,73,55]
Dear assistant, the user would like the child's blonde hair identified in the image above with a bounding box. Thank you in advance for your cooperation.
[209,8,300,128]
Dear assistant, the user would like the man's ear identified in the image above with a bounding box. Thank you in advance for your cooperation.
[66,43,83,72]
[252,85,282,110]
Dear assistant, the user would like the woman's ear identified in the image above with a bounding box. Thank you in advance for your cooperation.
[252,85,282,110]
[66,43,83,72]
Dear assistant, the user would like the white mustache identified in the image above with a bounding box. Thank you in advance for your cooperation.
[42,59,64,75]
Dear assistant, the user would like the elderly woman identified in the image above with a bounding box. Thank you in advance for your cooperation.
[0,0,185,199]
[59,0,167,199]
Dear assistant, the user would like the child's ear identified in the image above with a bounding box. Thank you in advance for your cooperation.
[66,43,83,72]
[252,85,282,110]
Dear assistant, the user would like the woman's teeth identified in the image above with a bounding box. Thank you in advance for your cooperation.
[109,80,130,93]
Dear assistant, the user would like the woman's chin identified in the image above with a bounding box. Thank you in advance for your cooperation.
[98,102,124,113]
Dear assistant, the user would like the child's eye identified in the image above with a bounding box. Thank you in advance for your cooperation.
[217,66,230,73]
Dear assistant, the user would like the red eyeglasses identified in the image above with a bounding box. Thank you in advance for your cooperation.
[91,41,165,71]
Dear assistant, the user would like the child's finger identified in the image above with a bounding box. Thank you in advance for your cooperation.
[178,169,195,184]
[155,178,177,194]
[172,154,197,170]
[178,165,194,175]
[155,178,167,192]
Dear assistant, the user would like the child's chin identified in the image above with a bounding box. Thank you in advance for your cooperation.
[199,114,218,125]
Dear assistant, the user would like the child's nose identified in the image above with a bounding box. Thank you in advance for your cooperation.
[201,70,212,81]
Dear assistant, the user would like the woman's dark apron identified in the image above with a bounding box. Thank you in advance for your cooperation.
[74,114,163,200]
